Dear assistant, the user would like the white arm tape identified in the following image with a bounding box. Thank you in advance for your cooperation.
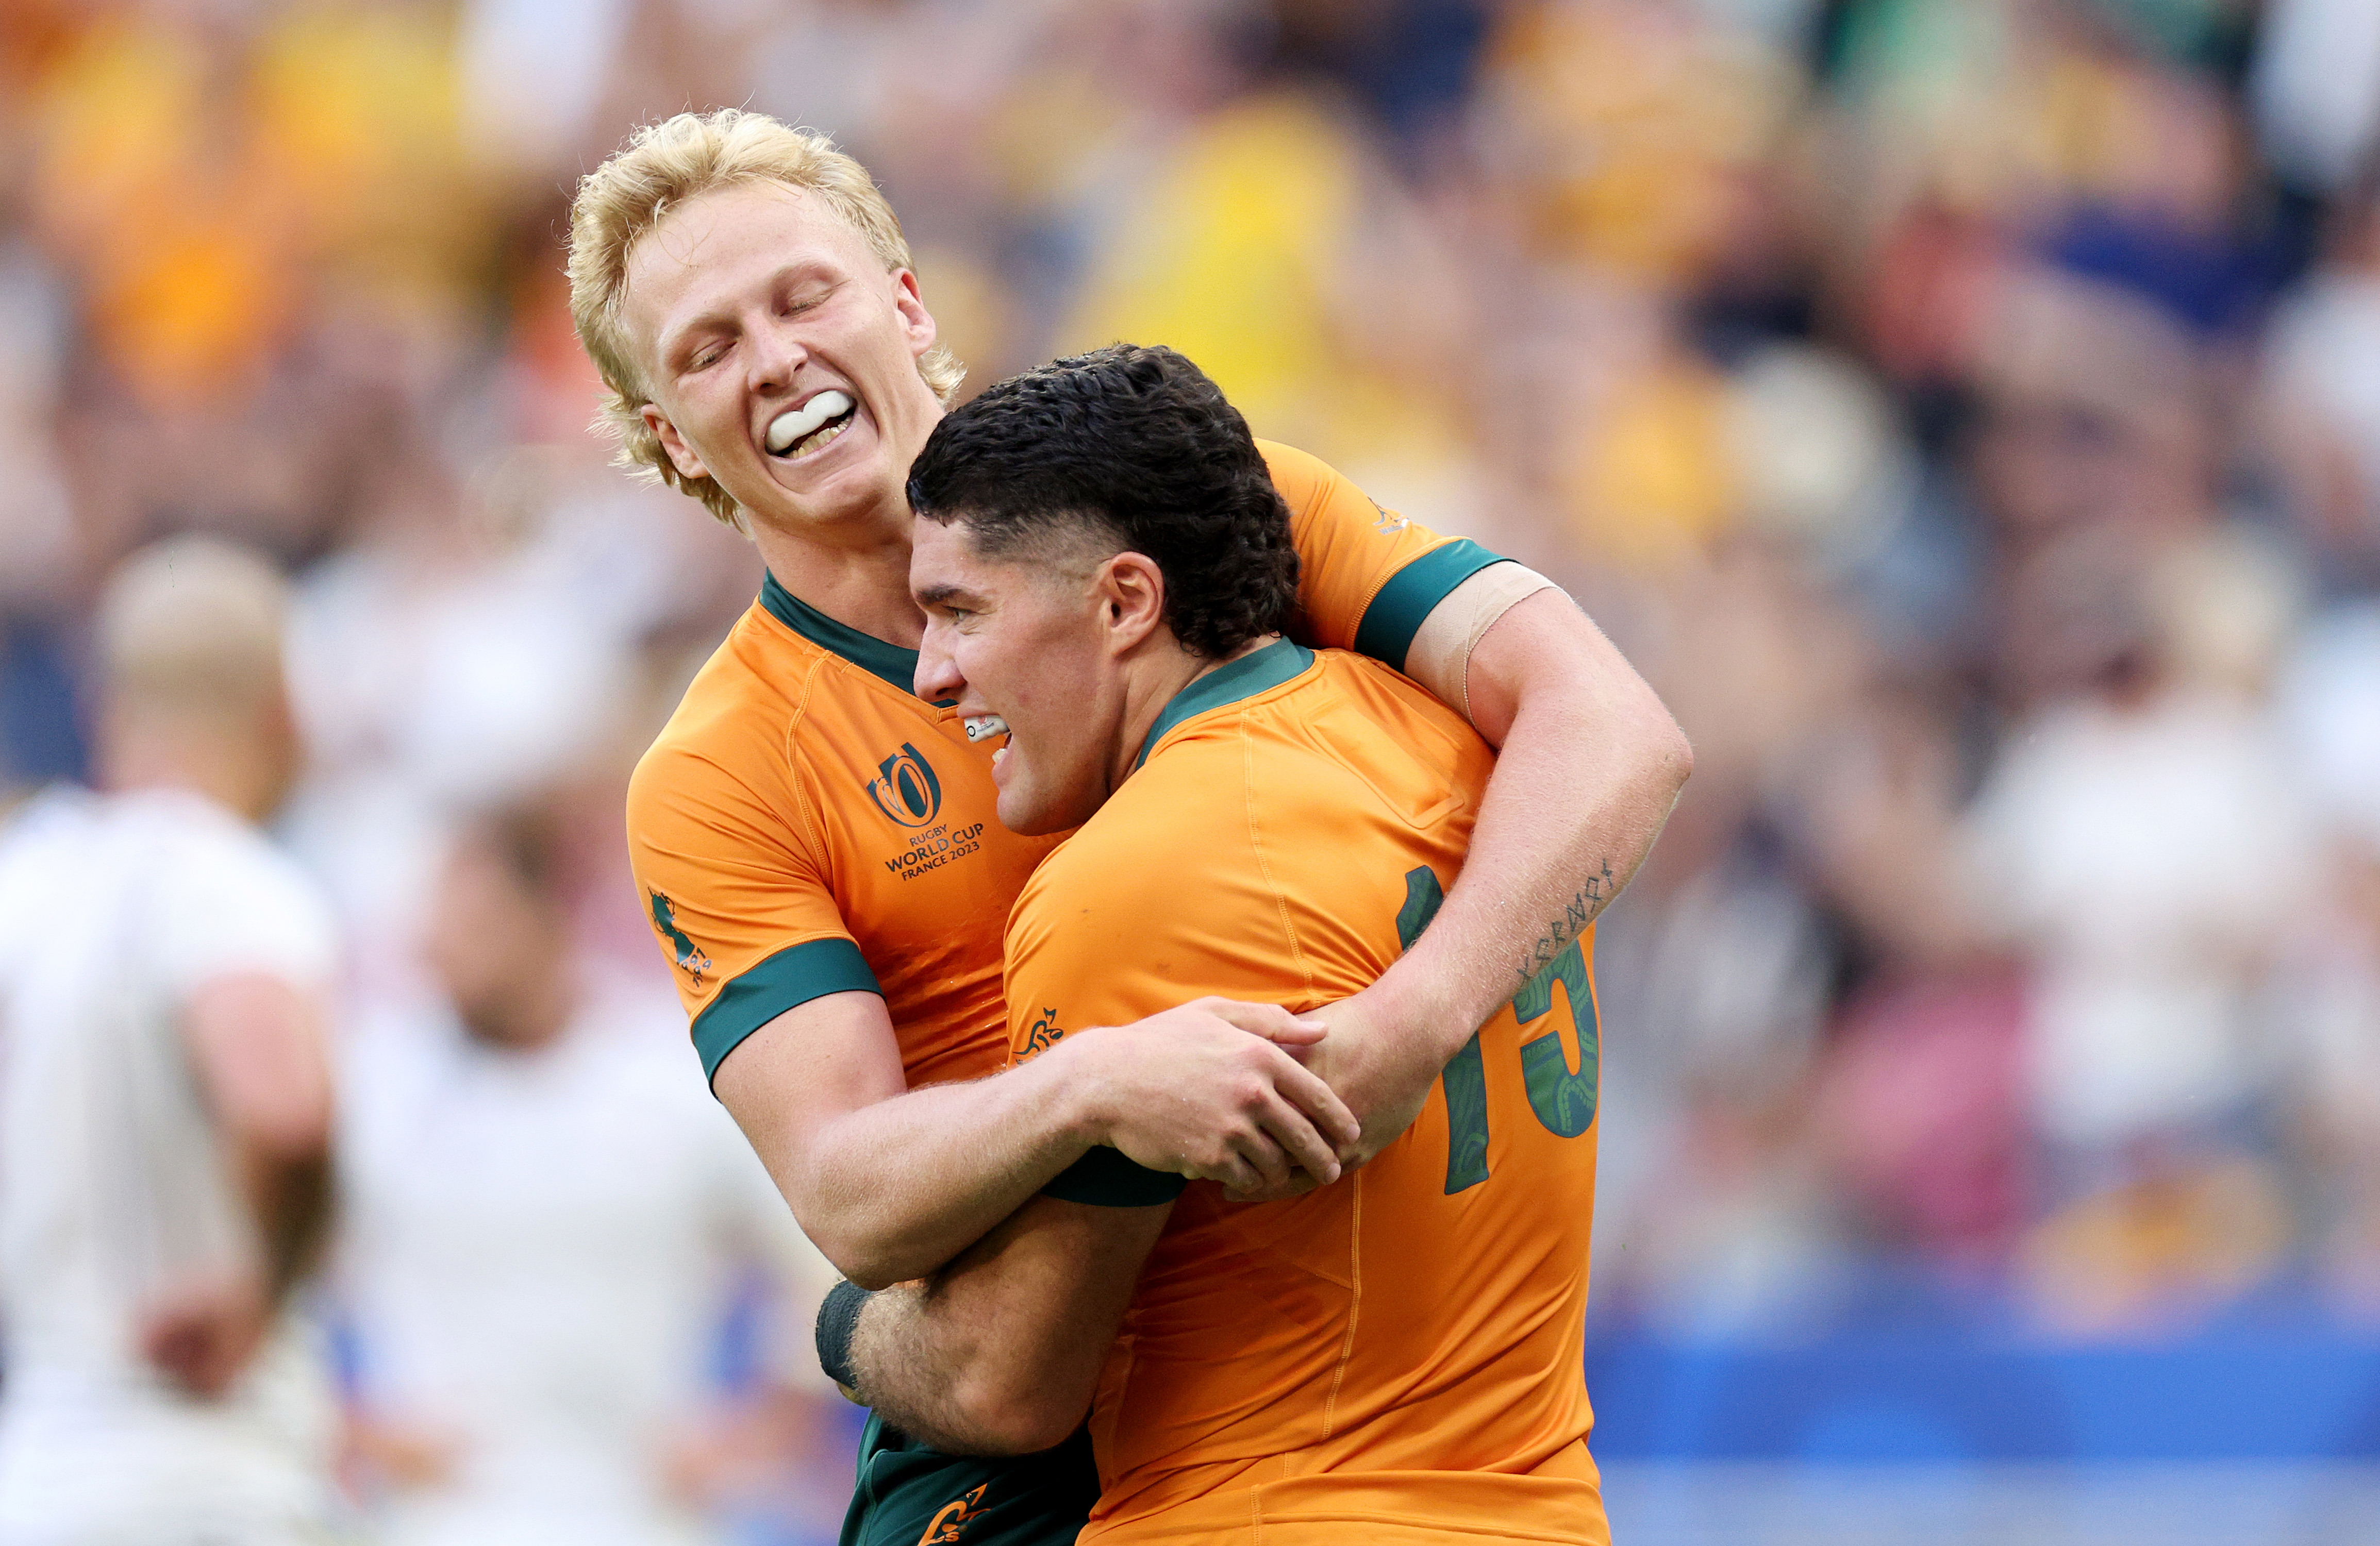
[1402,561,1559,720]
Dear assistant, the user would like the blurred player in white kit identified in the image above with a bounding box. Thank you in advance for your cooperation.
[0,537,345,1543]
[333,802,844,1546]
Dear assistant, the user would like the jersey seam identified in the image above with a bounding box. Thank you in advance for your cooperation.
[1239,713,1314,1009]
[1321,1167,1362,1440]
[781,648,834,861]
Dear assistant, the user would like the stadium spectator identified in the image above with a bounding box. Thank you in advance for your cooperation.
[333,802,845,1545]
[0,537,344,1543]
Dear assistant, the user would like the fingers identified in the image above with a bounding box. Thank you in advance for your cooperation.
[1267,1054,1361,1153]
[1191,997,1329,1046]
[1250,1083,1345,1187]
[1235,1129,1296,1195]
[1173,1129,1288,1195]
[1199,1150,1269,1196]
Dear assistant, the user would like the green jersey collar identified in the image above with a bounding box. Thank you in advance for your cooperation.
[1133,638,1317,771]
[759,572,924,697]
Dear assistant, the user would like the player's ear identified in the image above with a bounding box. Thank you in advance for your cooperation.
[1097,552,1167,652]
[892,270,937,360]
[641,404,709,482]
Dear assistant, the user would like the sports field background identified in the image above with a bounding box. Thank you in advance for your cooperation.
[4,2,2380,1542]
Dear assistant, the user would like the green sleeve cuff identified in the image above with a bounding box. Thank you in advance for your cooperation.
[692,937,883,1089]
[1042,1146,1189,1208]
[1352,538,1509,668]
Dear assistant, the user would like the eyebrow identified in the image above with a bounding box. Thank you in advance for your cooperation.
[914,583,986,610]
[657,261,837,366]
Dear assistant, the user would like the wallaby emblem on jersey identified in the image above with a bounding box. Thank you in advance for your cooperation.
[864,743,944,829]
[1020,1007,1066,1059]
[648,890,711,986]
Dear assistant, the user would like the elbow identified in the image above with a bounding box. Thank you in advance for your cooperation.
[779,1164,911,1290]
[807,1218,931,1292]
[807,1225,904,1293]
[1653,711,1693,797]
[840,1259,905,1295]
[948,1369,1088,1455]
[1584,686,1692,809]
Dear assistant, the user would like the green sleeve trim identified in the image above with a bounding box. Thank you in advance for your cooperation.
[1042,1146,1188,1207]
[692,937,883,1090]
[1351,538,1510,669]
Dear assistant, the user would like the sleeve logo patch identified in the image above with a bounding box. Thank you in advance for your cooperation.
[1369,495,1409,534]
[648,890,712,987]
[863,742,944,828]
[919,1482,990,1543]
[1019,1007,1065,1060]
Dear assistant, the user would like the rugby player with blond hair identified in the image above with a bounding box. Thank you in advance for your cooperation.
[567,109,1688,1544]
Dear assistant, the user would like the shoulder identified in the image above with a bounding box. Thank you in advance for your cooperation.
[628,618,823,842]
[1258,439,1340,519]
[1305,649,1481,748]
[135,794,339,985]
[0,785,91,878]
[1256,433,1333,499]
[146,793,328,910]
[640,612,815,775]
[0,788,96,947]
[1009,742,1259,977]
[1291,650,1491,796]
[1171,651,1489,837]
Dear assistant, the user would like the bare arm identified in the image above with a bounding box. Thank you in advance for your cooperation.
[182,971,336,1298]
[844,1195,1171,1454]
[715,992,1352,1290]
[145,971,336,1398]
[1311,583,1692,1162]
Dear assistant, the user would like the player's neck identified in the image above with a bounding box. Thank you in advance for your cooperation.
[746,497,926,651]
[97,711,290,825]
[1109,631,1283,790]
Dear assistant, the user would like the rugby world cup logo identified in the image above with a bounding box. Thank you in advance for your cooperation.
[864,742,944,828]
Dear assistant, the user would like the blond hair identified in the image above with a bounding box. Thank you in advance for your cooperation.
[568,109,964,524]
[98,536,289,717]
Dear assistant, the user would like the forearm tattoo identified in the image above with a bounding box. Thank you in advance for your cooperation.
[1513,860,1615,989]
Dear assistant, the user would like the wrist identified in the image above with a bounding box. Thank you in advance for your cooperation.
[1365,957,1469,1062]
[815,1280,871,1392]
[1036,1032,1117,1151]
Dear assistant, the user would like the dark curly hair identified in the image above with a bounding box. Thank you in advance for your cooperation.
[905,344,1299,660]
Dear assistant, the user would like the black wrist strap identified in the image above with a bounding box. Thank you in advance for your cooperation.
[815,1279,871,1390]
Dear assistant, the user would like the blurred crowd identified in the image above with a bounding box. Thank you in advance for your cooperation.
[5,0,2380,1533]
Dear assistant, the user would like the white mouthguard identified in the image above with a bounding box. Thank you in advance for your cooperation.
[962,714,1010,743]
[765,390,854,454]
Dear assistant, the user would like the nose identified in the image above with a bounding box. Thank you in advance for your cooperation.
[913,616,966,703]
[745,313,807,392]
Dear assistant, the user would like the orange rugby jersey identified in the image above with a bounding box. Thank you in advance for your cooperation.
[628,442,1511,1090]
[1003,642,1607,1545]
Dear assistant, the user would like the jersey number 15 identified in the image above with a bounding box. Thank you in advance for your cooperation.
[1397,866,1599,1195]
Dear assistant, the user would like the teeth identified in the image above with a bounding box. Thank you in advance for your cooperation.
[962,714,1010,743]
[766,391,854,454]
